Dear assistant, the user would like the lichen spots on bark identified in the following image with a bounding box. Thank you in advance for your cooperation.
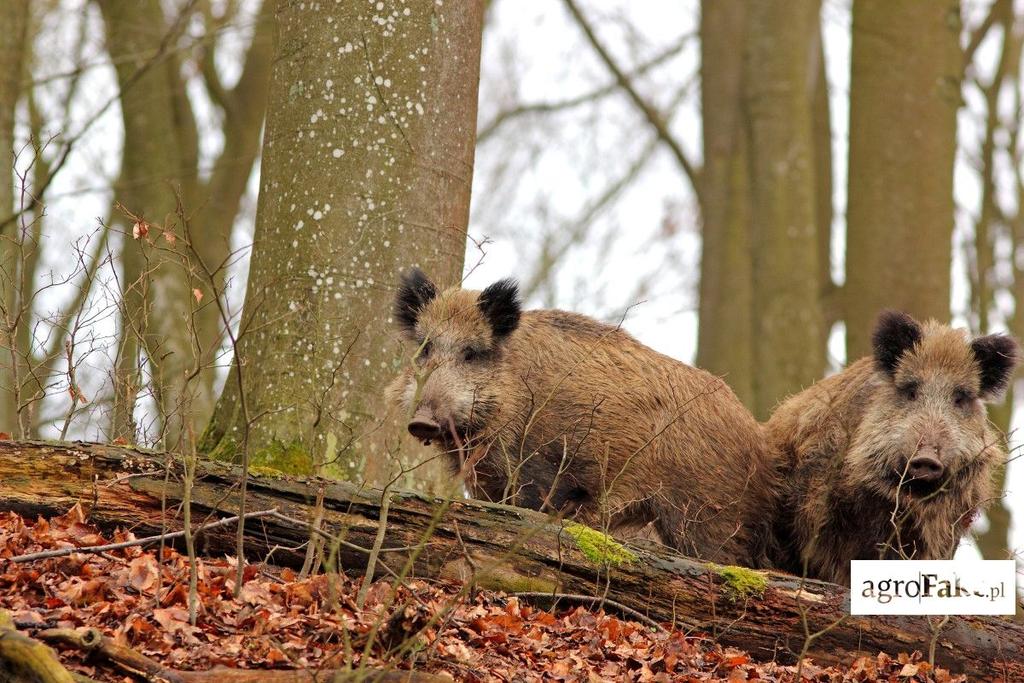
[204,0,486,479]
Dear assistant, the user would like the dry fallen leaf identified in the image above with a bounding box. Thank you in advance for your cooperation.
[132,221,149,239]
[900,662,920,677]
[128,554,159,593]
[192,288,203,303]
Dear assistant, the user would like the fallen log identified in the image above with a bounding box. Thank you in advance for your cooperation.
[0,440,1020,680]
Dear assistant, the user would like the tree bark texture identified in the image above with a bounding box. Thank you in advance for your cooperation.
[0,440,1020,679]
[844,0,960,359]
[0,0,31,435]
[696,0,755,408]
[743,0,827,419]
[203,0,485,480]
[698,0,832,418]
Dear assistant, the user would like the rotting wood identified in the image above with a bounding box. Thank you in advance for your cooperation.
[0,440,1021,680]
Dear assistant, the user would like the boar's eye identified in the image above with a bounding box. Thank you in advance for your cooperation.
[953,388,972,408]
[462,346,484,362]
[898,382,919,401]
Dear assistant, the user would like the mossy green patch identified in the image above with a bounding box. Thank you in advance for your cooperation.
[563,523,637,567]
[201,432,315,476]
[252,440,315,476]
[248,464,285,478]
[708,563,768,600]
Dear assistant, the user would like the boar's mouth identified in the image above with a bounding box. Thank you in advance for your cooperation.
[904,477,945,498]
[889,470,946,499]
[408,412,481,451]
[436,417,486,453]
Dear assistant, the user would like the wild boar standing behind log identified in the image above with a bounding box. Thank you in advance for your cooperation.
[385,268,776,566]
[766,310,1019,584]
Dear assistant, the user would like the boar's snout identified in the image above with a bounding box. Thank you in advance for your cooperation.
[908,453,945,483]
[408,407,443,444]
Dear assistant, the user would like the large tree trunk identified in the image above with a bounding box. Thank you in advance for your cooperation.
[202,0,485,480]
[844,0,960,359]
[0,440,1020,679]
[743,0,827,419]
[696,0,755,408]
[697,1,834,416]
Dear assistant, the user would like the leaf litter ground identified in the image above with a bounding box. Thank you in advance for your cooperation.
[0,507,966,682]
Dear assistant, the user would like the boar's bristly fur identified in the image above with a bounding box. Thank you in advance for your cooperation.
[386,270,776,566]
[766,310,1019,584]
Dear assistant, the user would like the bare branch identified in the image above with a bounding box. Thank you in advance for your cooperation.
[561,0,702,204]
[477,34,693,143]
[963,0,1008,76]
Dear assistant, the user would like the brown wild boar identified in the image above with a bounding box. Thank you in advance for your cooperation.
[766,310,1018,584]
[385,268,776,566]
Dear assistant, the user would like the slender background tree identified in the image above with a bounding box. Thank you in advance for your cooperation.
[100,0,275,447]
[0,0,31,434]
[744,0,827,420]
[695,0,754,407]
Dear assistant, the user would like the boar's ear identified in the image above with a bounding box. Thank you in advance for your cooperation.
[394,267,437,336]
[872,310,923,376]
[478,278,521,339]
[971,334,1019,399]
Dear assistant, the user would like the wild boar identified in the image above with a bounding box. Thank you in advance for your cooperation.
[766,310,1018,584]
[385,268,776,566]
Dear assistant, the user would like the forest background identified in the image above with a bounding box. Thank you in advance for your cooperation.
[1,0,1020,567]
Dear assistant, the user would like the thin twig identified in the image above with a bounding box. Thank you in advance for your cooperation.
[0,0,202,232]
[356,488,393,608]
[963,0,1007,76]
[299,484,326,579]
